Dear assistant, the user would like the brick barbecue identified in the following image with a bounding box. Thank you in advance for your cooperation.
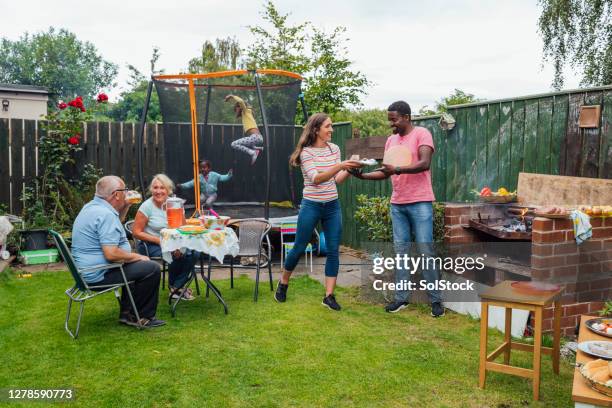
[445,203,611,337]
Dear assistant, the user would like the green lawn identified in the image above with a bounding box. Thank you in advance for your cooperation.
[0,270,575,407]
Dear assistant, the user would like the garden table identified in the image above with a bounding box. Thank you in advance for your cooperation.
[572,315,612,407]
[160,227,239,316]
[478,280,563,401]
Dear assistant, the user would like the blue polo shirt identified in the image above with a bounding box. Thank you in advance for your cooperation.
[71,196,132,283]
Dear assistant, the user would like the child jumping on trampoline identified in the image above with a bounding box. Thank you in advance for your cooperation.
[177,159,232,209]
[225,94,263,165]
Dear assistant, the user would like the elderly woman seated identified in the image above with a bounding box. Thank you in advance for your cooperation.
[132,174,197,300]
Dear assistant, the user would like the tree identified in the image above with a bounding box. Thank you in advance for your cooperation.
[0,27,117,105]
[418,89,480,116]
[538,0,612,89]
[333,109,389,137]
[108,47,163,122]
[246,1,371,116]
[187,37,242,73]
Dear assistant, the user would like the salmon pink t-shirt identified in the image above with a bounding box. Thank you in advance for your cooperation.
[385,126,436,204]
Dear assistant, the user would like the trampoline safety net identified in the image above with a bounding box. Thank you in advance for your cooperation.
[153,72,302,208]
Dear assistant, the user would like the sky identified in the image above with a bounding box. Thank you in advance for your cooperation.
[1,0,582,112]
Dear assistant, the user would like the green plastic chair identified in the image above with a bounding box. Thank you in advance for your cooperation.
[49,229,142,339]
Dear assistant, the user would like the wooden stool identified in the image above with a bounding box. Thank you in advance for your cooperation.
[478,281,563,401]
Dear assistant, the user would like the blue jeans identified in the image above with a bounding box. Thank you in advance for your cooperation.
[138,242,196,289]
[391,201,442,304]
[284,199,342,277]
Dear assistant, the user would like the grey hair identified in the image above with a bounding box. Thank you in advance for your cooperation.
[149,174,174,195]
[95,176,123,198]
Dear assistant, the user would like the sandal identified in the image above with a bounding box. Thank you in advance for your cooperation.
[170,287,195,301]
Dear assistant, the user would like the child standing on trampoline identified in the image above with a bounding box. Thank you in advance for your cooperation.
[225,94,263,165]
[274,113,362,311]
[177,160,232,209]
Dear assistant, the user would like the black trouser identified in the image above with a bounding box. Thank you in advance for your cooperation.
[95,260,161,319]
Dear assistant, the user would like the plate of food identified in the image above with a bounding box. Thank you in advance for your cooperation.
[579,359,612,397]
[578,341,612,360]
[358,158,378,166]
[177,225,207,235]
[586,318,612,338]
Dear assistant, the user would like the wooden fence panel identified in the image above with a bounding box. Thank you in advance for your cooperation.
[445,119,458,201]
[551,95,569,175]
[98,122,110,175]
[10,119,24,214]
[465,106,477,195]
[523,99,539,174]
[474,106,488,192]
[0,119,10,211]
[498,101,513,189]
[565,93,585,176]
[110,122,122,177]
[509,100,525,191]
[600,90,612,179]
[23,120,37,187]
[581,91,603,178]
[486,104,500,188]
[536,97,553,174]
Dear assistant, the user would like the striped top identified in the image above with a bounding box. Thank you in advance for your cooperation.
[300,142,341,202]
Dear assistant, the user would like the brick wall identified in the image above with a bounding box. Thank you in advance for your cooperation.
[531,216,611,337]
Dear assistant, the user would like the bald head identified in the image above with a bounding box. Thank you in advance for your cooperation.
[95,176,124,199]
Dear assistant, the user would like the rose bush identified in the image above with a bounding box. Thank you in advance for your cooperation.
[21,93,107,230]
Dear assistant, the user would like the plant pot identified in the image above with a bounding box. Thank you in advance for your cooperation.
[20,229,49,251]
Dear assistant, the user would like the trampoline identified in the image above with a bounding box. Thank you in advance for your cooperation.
[136,69,308,220]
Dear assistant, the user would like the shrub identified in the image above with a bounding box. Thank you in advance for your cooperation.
[354,194,445,244]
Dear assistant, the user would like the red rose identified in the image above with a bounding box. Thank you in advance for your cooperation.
[68,137,79,145]
[58,102,67,110]
[80,106,86,112]
[97,93,108,103]
[68,100,77,107]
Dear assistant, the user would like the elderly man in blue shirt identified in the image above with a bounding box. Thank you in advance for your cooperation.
[71,175,165,328]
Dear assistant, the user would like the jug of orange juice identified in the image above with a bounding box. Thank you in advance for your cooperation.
[162,195,185,229]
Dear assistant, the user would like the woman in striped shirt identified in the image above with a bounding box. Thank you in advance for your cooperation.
[274,113,362,311]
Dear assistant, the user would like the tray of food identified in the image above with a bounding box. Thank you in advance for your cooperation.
[579,359,612,397]
[586,318,612,338]
[577,205,612,217]
[473,187,517,203]
[534,206,570,218]
[578,341,612,360]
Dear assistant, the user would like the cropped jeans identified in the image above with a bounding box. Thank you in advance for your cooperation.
[284,198,342,277]
[391,201,442,304]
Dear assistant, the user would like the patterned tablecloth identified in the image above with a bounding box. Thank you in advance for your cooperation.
[159,227,239,264]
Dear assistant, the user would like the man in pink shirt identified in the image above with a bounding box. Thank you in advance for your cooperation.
[352,101,444,317]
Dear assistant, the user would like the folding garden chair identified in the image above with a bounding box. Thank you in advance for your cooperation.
[49,229,142,339]
[207,219,272,301]
[280,222,313,274]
